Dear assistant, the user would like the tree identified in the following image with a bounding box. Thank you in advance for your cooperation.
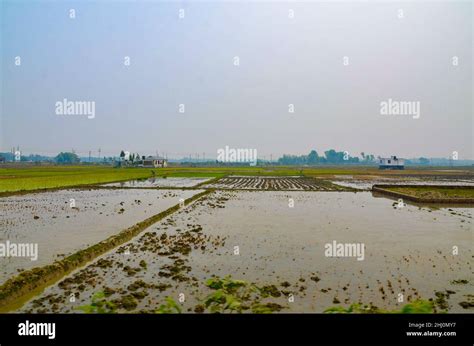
[307,150,319,165]
[55,152,80,164]
[419,157,430,165]
[278,154,307,165]
[120,150,125,160]
[361,153,375,162]
[324,149,344,163]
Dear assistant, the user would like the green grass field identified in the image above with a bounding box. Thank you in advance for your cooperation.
[1,165,473,194]
[0,166,153,193]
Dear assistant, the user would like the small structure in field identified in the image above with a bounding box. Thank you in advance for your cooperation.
[379,156,404,170]
[136,156,168,168]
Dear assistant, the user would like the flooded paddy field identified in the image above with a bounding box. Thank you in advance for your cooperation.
[20,190,473,313]
[203,176,345,191]
[100,177,211,188]
[331,176,474,191]
[0,188,202,283]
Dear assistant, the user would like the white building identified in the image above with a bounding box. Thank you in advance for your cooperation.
[137,156,168,168]
[379,156,404,170]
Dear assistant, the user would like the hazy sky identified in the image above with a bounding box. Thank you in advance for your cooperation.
[1,1,472,159]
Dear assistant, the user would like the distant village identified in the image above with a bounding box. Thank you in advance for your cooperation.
[117,151,168,168]
[0,147,471,168]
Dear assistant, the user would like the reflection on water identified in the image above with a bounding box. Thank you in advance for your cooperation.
[333,178,474,190]
[102,177,210,188]
[0,188,201,283]
[20,190,473,313]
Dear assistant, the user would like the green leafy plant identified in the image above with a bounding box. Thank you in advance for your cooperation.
[203,276,284,313]
[204,276,253,313]
[77,291,117,314]
[400,299,435,313]
[156,297,182,314]
[324,299,435,314]
[76,281,437,315]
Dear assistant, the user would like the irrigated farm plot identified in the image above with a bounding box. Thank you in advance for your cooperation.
[0,188,202,283]
[20,190,472,313]
[204,176,345,191]
[332,177,474,191]
[101,177,211,188]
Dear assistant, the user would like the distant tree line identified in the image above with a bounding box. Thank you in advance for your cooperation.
[406,157,430,165]
[0,152,53,162]
[277,150,376,165]
[0,150,470,167]
[0,151,118,164]
[55,152,80,164]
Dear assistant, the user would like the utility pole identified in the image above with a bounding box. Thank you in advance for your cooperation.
[98,148,101,161]
[89,151,91,162]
